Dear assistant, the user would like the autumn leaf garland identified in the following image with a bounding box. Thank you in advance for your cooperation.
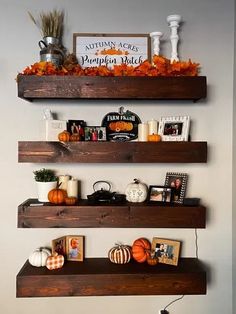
[20,55,200,77]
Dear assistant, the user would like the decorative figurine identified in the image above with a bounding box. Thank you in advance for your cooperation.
[166,14,182,62]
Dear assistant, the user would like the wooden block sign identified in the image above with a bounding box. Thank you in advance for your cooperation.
[73,33,151,68]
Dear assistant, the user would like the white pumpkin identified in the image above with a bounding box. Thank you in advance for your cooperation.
[125,179,148,203]
[108,244,132,264]
[29,247,51,267]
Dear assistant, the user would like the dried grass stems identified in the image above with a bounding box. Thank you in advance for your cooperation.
[28,10,64,39]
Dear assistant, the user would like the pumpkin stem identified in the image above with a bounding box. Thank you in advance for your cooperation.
[134,178,139,184]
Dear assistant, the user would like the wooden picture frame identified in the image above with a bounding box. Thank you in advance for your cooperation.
[148,185,174,203]
[52,235,84,261]
[158,116,190,141]
[66,235,84,261]
[164,172,188,204]
[73,33,151,68]
[152,237,181,266]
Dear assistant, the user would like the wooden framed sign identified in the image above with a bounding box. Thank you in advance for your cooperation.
[73,33,151,68]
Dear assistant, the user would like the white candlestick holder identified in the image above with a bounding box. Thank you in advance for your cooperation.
[150,31,163,57]
[166,14,182,62]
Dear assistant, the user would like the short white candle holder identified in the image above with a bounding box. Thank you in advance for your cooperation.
[166,14,182,62]
[150,31,163,57]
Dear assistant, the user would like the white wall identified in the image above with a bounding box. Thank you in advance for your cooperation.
[0,0,234,313]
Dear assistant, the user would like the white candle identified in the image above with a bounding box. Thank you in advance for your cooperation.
[58,175,70,191]
[138,123,149,141]
[67,178,78,198]
[148,119,158,135]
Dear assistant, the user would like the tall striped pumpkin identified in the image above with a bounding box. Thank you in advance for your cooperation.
[108,244,132,264]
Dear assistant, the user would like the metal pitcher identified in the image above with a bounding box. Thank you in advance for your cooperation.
[39,36,64,67]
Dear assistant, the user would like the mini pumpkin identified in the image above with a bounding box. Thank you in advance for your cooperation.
[46,253,64,270]
[65,197,77,205]
[125,179,148,203]
[108,244,132,264]
[29,247,51,267]
[58,130,70,142]
[132,238,151,263]
[70,133,80,142]
[148,133,161,142]
[48,188,66,204]
[147,256,158,266]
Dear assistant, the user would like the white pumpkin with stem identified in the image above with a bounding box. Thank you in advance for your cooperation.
[29,247,51,267]
[125,179,148,203]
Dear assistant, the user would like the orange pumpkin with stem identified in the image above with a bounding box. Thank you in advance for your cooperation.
[58,130,70,142]
[148,133,161,142]
[132,238,151,263]
[48,184,67,204]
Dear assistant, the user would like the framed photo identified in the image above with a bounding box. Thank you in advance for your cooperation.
[148,185,174,203]
[158,116,190,141]
[52,235,84,261]
[66,235,84,261]
[52,236,67,256]
[67,120,86,140]
[164,172,188,204]
[73,33,151,68]
[152,237,181,266]
[85,126,106,141]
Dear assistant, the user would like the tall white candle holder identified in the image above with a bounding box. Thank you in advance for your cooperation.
[166,14,182,62]
[150,31,163,57]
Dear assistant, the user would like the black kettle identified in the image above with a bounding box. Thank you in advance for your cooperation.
[87,181,126,204]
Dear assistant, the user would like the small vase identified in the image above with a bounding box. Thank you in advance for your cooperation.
[36,181,57,202]
[38,36,64,67]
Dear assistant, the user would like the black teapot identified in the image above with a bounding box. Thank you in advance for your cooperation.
[87,181,126,204]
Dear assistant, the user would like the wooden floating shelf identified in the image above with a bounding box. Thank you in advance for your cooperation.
[18,199,206,229]
[17,75,207,101]
[18,141,207,163]
[16,258,207,297]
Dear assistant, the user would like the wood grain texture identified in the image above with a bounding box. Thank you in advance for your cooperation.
[18,199,206,228]
[17,75,207,101]
[16,258,207,297]
[18,141,207,163]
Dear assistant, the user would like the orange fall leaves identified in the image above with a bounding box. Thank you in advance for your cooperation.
[21,55,200,77]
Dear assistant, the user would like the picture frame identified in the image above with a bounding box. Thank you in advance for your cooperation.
[52,236,67,256]
[158,116,190,141]
[73,33,151,68]
[66,235,84,261]
[84,126,107,141]
[151,237,181,266]
[67,119,86,141]
[52,235,84,262]
[164,172,188,204]
[148,185,174,203]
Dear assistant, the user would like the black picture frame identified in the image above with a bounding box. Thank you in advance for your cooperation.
[148,185,174,203]
[164,172,188,204]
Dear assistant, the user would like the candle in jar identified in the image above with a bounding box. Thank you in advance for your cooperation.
[67,178,78,198]
[148,119,158,135]
[138,123,149,141]
[58,175,70,191]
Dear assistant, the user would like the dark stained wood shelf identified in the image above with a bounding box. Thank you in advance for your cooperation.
[16,258,207,297]
[17,75,207,101]
[18,199,206,229]
[18,141,207,163]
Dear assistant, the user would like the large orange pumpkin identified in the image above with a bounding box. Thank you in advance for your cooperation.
[132,238,151,263]
[48,188,66,204]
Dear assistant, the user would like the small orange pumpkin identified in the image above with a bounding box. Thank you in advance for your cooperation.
[148,133,161,142]
[132,238,151,263]
[58,130,70,142]
[46,253,64,270]
[70,133,80,142]
[48,188,66,204]
[147,256,158,266]
[65,197,77,205]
